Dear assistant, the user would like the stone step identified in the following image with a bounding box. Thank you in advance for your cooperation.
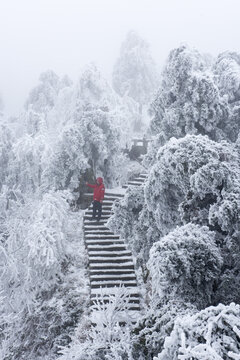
[85,231,115,236]
[90,273,136,281]
[90,269,135,276]
[88,201,114,207]
[98,206,112,211]
[85,210,112,216]
[91,304,140,311]
[127,181,143,186]
[86,240,124,246]
[90,296,140,304]
[89,257,133,263]
[102,201,115,206]
[88,245,127,252]
[84,220,108,226]
[91,281,137,288]
[85,234,120,239]
[90,291,140,298]
[84,225,109,230]
[89,263,134,270]
[130,178,145,183]
[104,192,124,198]
[88,251,131,258]
[84,215,110,220]
[85,193,123,199]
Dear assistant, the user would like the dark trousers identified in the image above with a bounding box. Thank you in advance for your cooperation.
[92,200,102,220]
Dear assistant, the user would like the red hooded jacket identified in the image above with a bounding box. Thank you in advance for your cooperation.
[86,177,105,202]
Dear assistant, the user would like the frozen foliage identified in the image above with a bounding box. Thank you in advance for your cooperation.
[65,63,133,145]
[213,51,240,141]
[150,45,230,143]
[44,104,123,190]
[132,299,196,360]
[145,134,239,237]
[113,31,159,105]
[144,135,240,305]
[0,191,71,315]
[214,51,240,103]
[108,185,161,267]
[0,124,13,190]
[0,210,88,360]
[59,286,134,360]
[109,131,239,356]
[155,303,240,360]
[148,224,223,307]
[8,131,51,193]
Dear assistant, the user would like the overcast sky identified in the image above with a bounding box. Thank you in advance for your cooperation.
[1,0,240,116]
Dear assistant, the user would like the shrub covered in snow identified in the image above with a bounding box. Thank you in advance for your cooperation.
[59,286,134,360]
[132,299,196,360]
[148,223,223,307]
[154,303,240,360]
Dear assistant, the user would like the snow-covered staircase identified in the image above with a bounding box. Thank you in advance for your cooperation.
[122,173,147,189]
[83,173,147,322]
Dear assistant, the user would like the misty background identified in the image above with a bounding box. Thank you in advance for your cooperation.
[0,0,240,116]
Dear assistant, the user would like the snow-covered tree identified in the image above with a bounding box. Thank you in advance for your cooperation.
[108,185,161,267]
[0,198,87,359]
[7,131,51,194]
[214,51,240,103]
[25,70,72,114]
[148,223,223,308]
[155,303,240,360]
[213,51,240,141]
[0,191,71,313]
[0,124,14,190]
[145,135,239,237]
[113,31,159,106]
[44,104,123,191]
[72,63,132,145]
[150,45,229,143]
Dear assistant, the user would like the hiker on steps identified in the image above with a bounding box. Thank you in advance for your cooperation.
[86,177,105,221]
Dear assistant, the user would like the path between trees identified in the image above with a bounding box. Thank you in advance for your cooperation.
[83,173,147,323]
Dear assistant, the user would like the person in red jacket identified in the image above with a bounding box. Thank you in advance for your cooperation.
[86,177,105,221]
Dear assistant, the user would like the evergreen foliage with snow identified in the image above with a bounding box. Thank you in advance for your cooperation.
[59,287,134,360]
[132,299,196,360]
[148,223,223,307]
[149,45,230,144]
[155,303,240,360]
